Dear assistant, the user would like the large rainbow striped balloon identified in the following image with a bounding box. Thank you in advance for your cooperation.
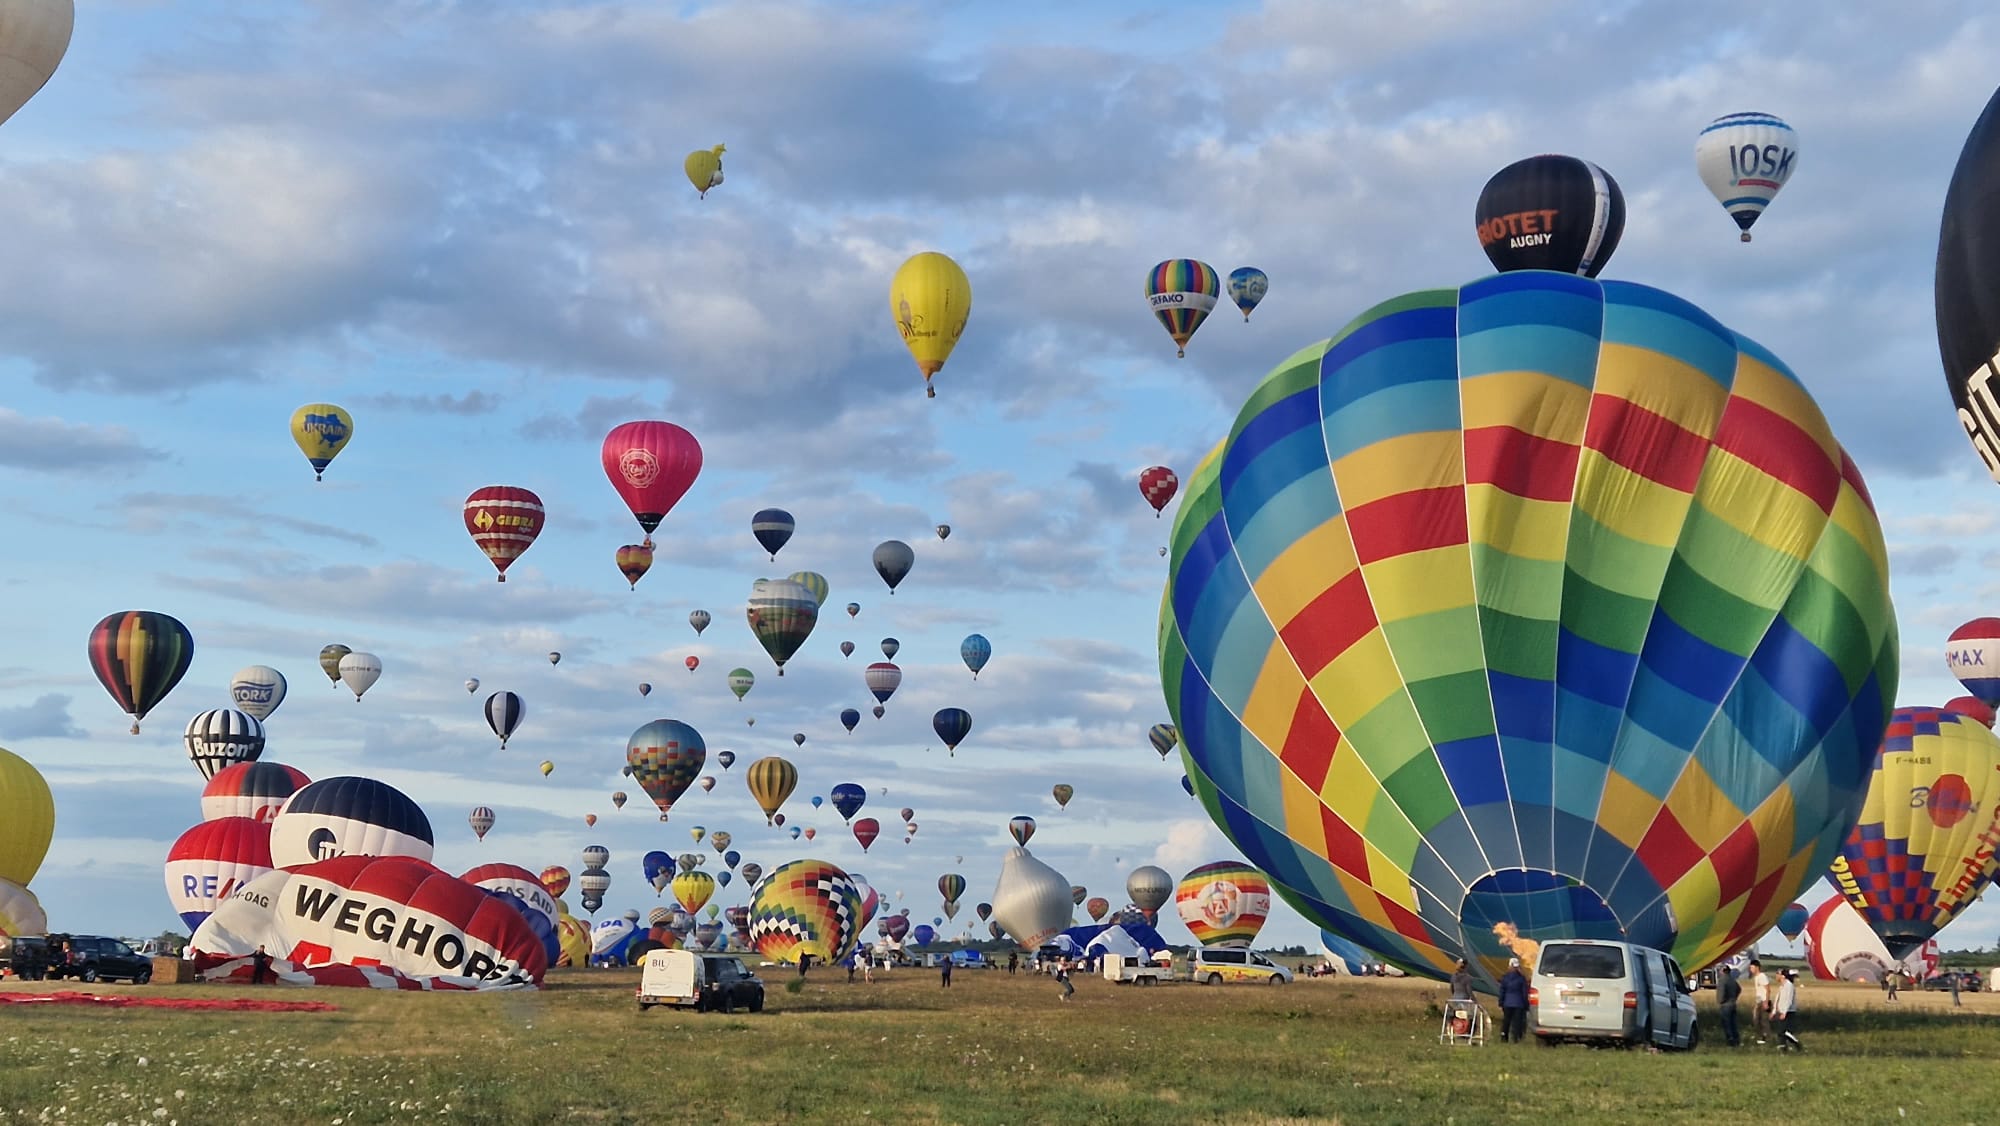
[1828,706,2000,958]
[1159,272,1898,988]
[1174,860,1272,947]
[747,858,863,966]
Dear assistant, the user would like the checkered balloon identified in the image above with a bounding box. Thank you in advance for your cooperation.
[746,858,862,965]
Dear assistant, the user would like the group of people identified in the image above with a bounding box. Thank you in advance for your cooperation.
[1714,960,1803,1050]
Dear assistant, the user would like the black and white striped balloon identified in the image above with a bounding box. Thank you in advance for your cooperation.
[183,708,267,780]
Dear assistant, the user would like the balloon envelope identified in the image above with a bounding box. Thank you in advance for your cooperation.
[1695,112,1798,241]
[1227,267,1269,320]
[873,541,915,592]
[747,858,864,964]
[601,421,702,536]
[1174,861,1272,948]
[1474,154,1624,277]
[183,709,266,780]
[0,0,73,129]
[751,508,795,559]
[269,777,435,869]
[289,403,353,481]
[627,720,706,818]
[0,747,54,887]
[1939,85,2000,484]
[989,847,1072,950]
[164,817,274,932]
[462,486,545,581]
[88,610,195,732]
[890,251,973,396]
[202,761,310,824]
[228,665,288,722]
[1145,259,1219,357]
[1160,274,1898,982]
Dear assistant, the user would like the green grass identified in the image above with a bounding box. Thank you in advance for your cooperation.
[2,970,1997,1125]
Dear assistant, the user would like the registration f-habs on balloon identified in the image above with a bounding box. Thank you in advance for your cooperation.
[1159,273,1897,985]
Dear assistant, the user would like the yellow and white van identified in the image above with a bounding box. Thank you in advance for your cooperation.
[1192,947,1293,984]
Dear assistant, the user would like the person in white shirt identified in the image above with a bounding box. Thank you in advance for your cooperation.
[1748,959,1772,1044]
[1774,969,1802,1051]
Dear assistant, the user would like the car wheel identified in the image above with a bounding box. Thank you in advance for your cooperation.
[638,1002,655,1011]
[1206,974,1222,986]
[82,969,98,983]
[134,970,151,985]
[1269,974,1284,985]
[1684,1018,1700,1052]
[749,991,765,1013]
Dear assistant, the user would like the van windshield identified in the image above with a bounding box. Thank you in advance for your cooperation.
[1539,945,1625,978]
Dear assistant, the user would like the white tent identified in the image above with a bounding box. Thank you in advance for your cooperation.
[1083,925,1146,961]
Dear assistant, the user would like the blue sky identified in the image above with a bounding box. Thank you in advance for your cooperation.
[3,0,2000,959]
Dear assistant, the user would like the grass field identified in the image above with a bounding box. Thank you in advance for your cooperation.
[3,968,1997,1125]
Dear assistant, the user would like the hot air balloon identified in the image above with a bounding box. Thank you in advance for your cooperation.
[871,705,885,720]
[1086,896,1110,923]
[269,776,435,869]
[898,807,914,823]
[290,403,354,482]
[840,708,861,733]
[463,486,545,581]
[747,578,818,675]
[1007,816,1035,847]
[468,807,496,840]
[792,732,807,747]
[1145,258,1219,358]
[582,845,610,870]
[1227,266,1269,321]
[617,544,654,590]
[319,644,350,685]
[1829,707,2000,958]
[890,251,972,398]
[539,866,571,898]
[1946,618,2000,705]
[932,708,972,756]
[803,827,817,841]
[1125,866,1172,918]
[828,782,865,823]
[484,691,524,748]
[1939,86,2000,484]
[786,570,830,608]
[627,719,706,821]
[864,662,902,705]
[840,641,855,658]
[684,144,725,197]
[750,508,795,559]
[610,791,627,810]
[872,540,914,594]
[601,421,702,542]
[0,747,54,888]
[1148,723,1177,760]
[881,638,901,659]
[183,709,266,779]
[960,634,991,679]
[709,830,732,853]
[747,858,864,965]
[1174,861,1272,948]
[852,818,880,852]
[740,861,764,888]
[727,668,756,701]
[643,850,673,894]
[687,610,712,636]
[1776,902,1809,942]
[337,651,381,701]
[539,761,554,777]
[201,761,310,824]
[190,855,547,989]
[546,652,560,666]
[639,682,653,697]
[938,873,965,905]
[228,665,288,722]
[717,750,736,770]
[990,847,1072,949]
[1944,696,1997,728]
[975,902,992,922]
[88,610,194,733]
[1139,466,1179,517]
[746,756,798,825]
[698,776,715,792]
[1052,784,1073,810]
[1160,273,1898,983]
[673,870,717,916]
[1474,154,1625,275]
[846,603,861,619]
[1695,112,1798,242]
[464,677,479,694]
[935,524,951,540]
[683,656,700,674]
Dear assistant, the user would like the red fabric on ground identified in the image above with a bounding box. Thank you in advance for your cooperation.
[0,990,336,1012]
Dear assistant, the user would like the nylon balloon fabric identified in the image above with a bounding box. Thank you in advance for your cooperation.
[1158,272,1898,986]
[746,858,862,965]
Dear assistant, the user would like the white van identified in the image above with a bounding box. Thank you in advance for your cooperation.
[1530,940,1698,1050]
[1192,947,1293,985]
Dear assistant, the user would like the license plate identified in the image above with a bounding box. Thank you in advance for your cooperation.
[1561,991,1598,1004]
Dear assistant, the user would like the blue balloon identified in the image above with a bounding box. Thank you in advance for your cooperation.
[960,634,991,679]
[840,707,861,732]
[1180,774,1194,797]
[830,782,867,823]
[722,849,741,870]
[642,850,672,888]
[912,924,937,947]
[812,795,824,809]
[932,707,973,755]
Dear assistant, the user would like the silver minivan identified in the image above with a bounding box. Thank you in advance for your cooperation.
[1530,940,1698,1050]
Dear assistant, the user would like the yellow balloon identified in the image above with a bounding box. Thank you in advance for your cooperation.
[540,760,555,777]
[684,144,725,198]
[289,403,354,482]
[889,251,972,398]
[0,747,54,888]
[556,911,591,967]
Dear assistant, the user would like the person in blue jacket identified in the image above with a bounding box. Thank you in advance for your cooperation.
[1497,957,1530,1043]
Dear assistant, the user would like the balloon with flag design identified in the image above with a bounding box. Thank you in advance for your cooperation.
[1174,861,1272,948]
[1159,273,1898,984]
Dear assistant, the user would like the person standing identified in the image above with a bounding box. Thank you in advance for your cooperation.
[1774,969,1802,1051]
[1056,957,1074,1002]
[1717,966,1742,1047]
[1007,952,1018,976]
[250,945,273,985]
[1950,971,1963,1008]
[941,958,953,989]
[1749,959,1772,1044]
[1449,958,1475,1000]
[1885,967,1900,1002]
[1497,958,1530,1044]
